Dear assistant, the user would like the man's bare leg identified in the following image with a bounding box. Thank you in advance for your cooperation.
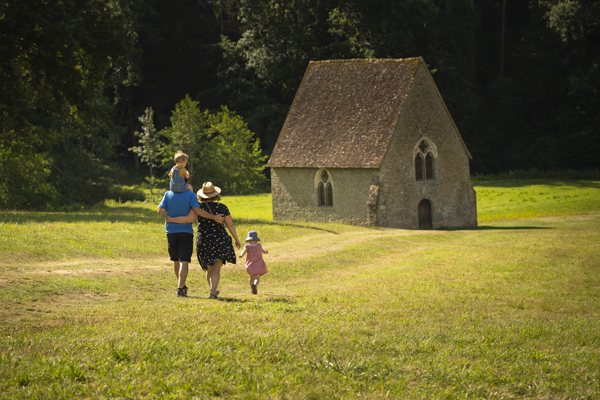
[173,261,180,280]
[178,262,188,289]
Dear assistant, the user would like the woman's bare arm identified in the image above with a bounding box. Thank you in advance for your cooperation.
[224,215,241,250]
[165,207,225,224]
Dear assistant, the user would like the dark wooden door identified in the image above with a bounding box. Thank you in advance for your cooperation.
[418,199,432,230]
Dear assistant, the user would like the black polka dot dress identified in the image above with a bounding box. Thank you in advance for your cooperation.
[196,202,237,271]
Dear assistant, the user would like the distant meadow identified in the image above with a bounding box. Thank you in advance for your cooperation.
[1,179,599,399]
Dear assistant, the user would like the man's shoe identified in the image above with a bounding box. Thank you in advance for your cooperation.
[177,287,188,297]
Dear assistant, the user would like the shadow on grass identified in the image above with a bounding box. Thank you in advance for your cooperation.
[472,179,600,189]
[0,208,339,234]
[234,218,339,234]
[0,206,158,224]
[185,296,250,303]
[447,225,553,231]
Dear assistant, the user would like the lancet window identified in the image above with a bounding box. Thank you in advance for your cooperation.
[415,140,436,182]
[318,170,333,206]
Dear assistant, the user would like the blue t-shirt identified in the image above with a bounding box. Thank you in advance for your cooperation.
[158,190,200,234]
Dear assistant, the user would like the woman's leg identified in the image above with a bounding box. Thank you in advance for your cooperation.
[206,266,211,288]
[208,259,223,296]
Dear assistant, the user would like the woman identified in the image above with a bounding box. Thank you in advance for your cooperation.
[166,182,241,299]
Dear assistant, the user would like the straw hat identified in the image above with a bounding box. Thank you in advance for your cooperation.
[197,182,221,199]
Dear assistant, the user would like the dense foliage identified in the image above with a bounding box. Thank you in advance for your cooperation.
[1,0,599,209]
[160,96,267,194]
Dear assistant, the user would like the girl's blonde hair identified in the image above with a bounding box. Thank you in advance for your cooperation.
[174,151,188,164]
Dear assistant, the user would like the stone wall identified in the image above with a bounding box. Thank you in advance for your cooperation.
[376,62,477,229]
[271,167,377,224]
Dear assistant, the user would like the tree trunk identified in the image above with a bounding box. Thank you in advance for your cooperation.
[129,98,140,169]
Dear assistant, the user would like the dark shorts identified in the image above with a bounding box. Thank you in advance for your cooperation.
[167,232,193,262]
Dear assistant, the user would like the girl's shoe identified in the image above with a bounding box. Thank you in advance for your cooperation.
[177,288,188,297]
[209,293,219,299]
[251,284,257,294]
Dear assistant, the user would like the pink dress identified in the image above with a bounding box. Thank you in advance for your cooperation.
[244,244,268,276]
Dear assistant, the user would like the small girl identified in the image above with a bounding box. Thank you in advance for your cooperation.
[239,231,268,294]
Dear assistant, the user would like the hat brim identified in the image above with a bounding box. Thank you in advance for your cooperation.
[197,186,221,199]
[245,237,260,242]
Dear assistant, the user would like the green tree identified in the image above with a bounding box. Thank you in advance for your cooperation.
[202,106,267,194]
[160,95,210,186]
[208,0,342,153]
[130,107,162,198]
[0,0,139,208]
[0,132,58,210]
[160,97,267,194]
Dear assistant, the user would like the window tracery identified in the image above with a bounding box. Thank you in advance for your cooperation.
[415,139,436,182]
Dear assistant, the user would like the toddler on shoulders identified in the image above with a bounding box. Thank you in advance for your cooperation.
[169,151,192,193]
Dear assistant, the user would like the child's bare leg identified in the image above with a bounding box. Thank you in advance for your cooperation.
[250,274,260,294]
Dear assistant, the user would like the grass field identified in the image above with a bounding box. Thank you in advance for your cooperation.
[1,180,599,399]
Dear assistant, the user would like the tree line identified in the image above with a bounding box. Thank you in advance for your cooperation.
[2,0,599,210]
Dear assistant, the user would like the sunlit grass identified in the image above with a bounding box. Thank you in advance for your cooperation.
[473,179,600,222]
[1,180,600,398]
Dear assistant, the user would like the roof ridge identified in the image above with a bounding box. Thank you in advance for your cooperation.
[309,57,422,65]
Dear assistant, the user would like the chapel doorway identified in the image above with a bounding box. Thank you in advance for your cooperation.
[418,199,432,230]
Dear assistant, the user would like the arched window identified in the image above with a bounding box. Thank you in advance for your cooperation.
[414,140,436,182]
[318,170,333,206]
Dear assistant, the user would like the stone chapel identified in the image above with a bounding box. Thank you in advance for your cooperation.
[267,57,477,229]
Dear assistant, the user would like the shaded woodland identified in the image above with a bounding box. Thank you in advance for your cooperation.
[2,0,599,209]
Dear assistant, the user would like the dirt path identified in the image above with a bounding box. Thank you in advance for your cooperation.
[0,228,448,277]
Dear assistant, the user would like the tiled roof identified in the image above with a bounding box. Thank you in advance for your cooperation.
[267,58,421,168]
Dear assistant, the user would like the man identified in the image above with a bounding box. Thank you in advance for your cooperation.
[157,183,224,297]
